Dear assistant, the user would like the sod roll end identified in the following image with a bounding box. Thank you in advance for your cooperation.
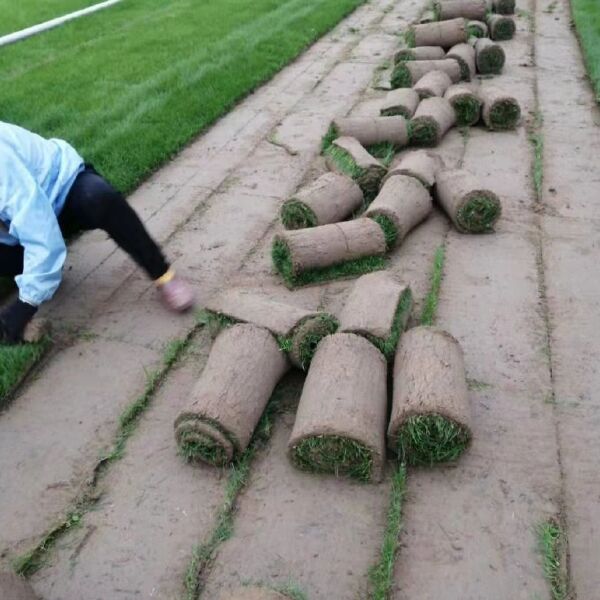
[474,37,506,75]
[339,272,413,359]
[387,326,472,466]
[479,86,521,130]
[467,20,488,38]
[409,97,457,147]
[492,0,515,14]
[288,333,388,482]
[487,14,516,40]
[281,172,363,229]
[174,324,289,466]
[435,167,502,232]
[447,42,477,81]
[444,83,482,126]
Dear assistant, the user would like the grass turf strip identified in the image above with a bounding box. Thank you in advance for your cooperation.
[2,0,366,193]
[0,339,51,407]
[537,519,569,600]
[572,0,600,102]
[272,238,387,288]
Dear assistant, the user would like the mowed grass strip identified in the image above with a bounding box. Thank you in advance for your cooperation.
[0,0,100,36]
[1,0,366,193]
[572,0,600,102]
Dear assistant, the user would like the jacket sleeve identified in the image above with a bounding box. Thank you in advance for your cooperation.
[5,158,67,307]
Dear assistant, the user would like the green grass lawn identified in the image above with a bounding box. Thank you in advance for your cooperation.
[572,0,600,102]
[0,0,100,36]
[1,0,365,192]
[0,0,365,403]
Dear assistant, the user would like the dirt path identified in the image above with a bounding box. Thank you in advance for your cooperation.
[3,0,600,597]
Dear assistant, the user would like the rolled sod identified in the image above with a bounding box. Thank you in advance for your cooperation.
[365,174,433,244]
[288,333,387,482]
[419,9,437,23]
[339,272,413,360]
[444,83,482,126]
[391,58,461,89]
[387,326,472,466]
[435,168,501,232]
[408,97,456,147]
[383,149,443,188]
[467,20,488,38]
[479,86,521,130]
[174,324,289,466]
[332,116,409,147]
[409,18,468,49]
[205,288,338,370]
[272,219,387,288]
[414,70,453,99]
[492,0,515,14]
[394,46,445,63]
[446,42,476,80]
[436,0,487,20]
[281,172,363,229]
[325,136,387,199]
[218,586,291,600]
[379,88,420,118]
[0,572,39,600]
[474,37,506,74]
[487,14,516,40]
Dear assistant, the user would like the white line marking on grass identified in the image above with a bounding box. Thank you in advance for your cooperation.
[0,0,123,48]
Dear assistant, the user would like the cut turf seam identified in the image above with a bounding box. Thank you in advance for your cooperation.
[367,464,407,599]
[183,378,302,599]
[11,332,194,577]
[528,111,544,201]
[420,245,446,326]
[537,518,569,600]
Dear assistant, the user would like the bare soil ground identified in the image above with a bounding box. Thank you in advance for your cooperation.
[1,0,598,598]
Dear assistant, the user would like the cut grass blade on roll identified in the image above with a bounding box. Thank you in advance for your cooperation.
[369,214,398,250]
[394,414,471,466]
[280,202,317,229]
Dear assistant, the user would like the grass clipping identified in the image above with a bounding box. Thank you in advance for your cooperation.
[388,327,472,466]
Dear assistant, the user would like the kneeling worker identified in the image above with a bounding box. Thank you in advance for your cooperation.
[0,120,194,344]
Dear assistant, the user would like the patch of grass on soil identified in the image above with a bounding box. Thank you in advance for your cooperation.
[572,0,600,101]
[420,245,446,326]
[321,123,340,153]
[528,111,544,201]
[272,238,387,288]
[290,434,374,481]
[0,339,51,408]
[537,519,569,600]
[367,464,407,599]
[294,314,339,369]
[393,414,471,466]
[2,0,366,193]
[184,377,303,600]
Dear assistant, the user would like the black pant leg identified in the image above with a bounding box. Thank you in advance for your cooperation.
[0,244,24,277]
[61,169,170,280]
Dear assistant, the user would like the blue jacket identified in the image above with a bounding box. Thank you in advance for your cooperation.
[0,121,84,306]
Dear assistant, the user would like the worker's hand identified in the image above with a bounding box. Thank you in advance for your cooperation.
[0,299,38,345]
